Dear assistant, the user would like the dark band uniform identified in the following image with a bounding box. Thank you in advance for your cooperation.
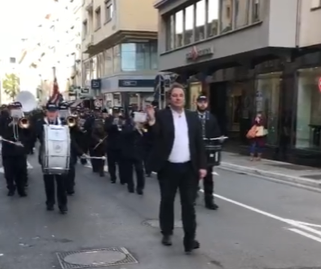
[197,95,221,209]
[121,119,147,194]
[0,102,30,197]
[104,107,126,184]
[36,103,83,214]
[59,102,84,194]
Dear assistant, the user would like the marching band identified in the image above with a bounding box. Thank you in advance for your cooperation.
[0,86,224,254]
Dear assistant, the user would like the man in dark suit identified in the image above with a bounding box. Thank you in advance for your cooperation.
[146,82,207,254]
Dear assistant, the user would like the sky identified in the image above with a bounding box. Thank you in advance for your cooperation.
[0,0,50,57]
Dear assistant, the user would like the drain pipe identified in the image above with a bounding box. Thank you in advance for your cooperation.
[295,0,302,47]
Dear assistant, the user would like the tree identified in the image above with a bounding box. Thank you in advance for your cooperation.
[2,73,20,100]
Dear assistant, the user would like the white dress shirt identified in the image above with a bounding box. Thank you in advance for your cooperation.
[168,109,191,163]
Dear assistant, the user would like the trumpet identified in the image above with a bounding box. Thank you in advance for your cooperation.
[67,116,77,127]
[18,117,30,129]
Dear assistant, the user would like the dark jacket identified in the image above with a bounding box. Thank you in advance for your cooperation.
[148,108,207,174]
[0,116,31,156]
[121,122,149,160]
[104,116,122,150]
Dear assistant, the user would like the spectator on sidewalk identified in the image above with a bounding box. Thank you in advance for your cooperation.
[248,112,267,161]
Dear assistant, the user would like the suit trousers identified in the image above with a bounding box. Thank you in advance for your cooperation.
[123,158,145,191]
[43,174,67,208]
[65,165,75,193]
[158,161,198,240]
[106,149,126,183]
[3,155,27,194]
[203,166,214,204]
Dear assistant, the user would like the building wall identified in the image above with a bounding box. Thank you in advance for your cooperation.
[156,0,298,71]
[298,0,321,47]
[83,0,158,49]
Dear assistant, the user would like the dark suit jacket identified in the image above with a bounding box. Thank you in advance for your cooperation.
[148,108,207,174]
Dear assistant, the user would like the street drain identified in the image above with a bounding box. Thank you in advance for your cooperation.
[142,219,183,228]
[56,247,138,269]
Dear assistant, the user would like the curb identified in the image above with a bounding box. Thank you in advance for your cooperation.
[219,162,321,189]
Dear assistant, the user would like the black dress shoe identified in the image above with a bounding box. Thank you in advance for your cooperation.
[46,205,54,211]
[7,190,15,196]
[111,180,116,184]
[184,239,200,254]
[18,191,27,197]
[205,203,219,210]
[59,205,68,214]
[67,191,75,196]
[136,189,143,195]
[161,235,172,246]
[128,188,134,193]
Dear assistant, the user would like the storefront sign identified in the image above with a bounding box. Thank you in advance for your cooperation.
[318,77,321,92]
[91,79,101,90]
[118,79,154,88]
[186,46,213,61]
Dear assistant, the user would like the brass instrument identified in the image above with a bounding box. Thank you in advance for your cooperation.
[18,117,30,129]
[67,116,77,127]
[13,91,38,129]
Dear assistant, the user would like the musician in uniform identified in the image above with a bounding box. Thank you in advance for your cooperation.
[0,102,30,197]
[36,102,83,214]
[89,116,106,177]
[84,107,100,169]
[58,102,84,194]
[104,107,126,184]
[121,115,147,194]
[196,95,221,210]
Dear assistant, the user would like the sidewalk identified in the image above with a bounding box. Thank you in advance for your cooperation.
[219,152,321,190]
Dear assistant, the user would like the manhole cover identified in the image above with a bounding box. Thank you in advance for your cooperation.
[56,247,138,269]
[142,219,183,228]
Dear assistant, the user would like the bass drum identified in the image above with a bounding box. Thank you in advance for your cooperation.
[41,125,71,175]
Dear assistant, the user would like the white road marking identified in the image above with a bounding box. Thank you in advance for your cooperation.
[287,228,321,243]
[198,189,321,242]
[285,220,321,228]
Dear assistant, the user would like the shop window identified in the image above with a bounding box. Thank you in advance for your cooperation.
[295,68,321,149]
[252,0,260,22]
[255,73,281,146]
[220,0,233,33]
[235,0,249,28]
[195,0,206,41]
[207,0,219,37]
[184,5,194,45]
[175,11,183,47]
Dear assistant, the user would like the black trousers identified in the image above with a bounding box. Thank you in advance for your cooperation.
[65,165,75,193]
[158,162,198,240]
[123,158,145,191]
[3,155,27,194]
[106,149,126,183]
[203,166,214,204]
[43,174,67,207]
[89,150,105,174]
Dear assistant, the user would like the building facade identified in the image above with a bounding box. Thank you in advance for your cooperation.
[155,0,321,166]
[81,0,158,108]
[19,0,84,104]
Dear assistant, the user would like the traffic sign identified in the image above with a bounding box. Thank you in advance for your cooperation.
[319,77,321,92]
